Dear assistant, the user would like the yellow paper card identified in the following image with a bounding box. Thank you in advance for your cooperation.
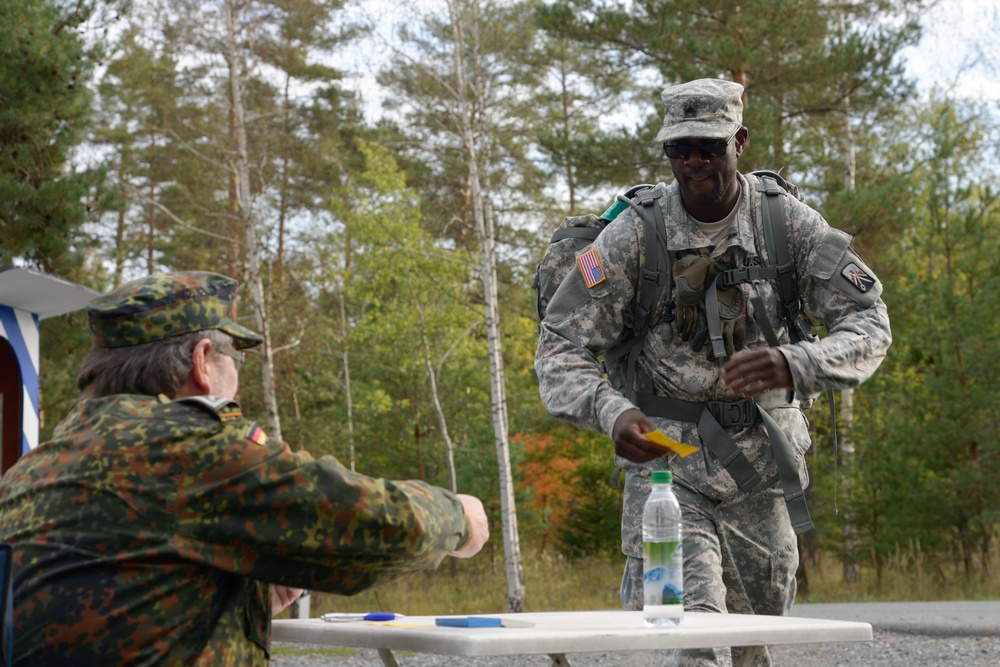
[645,430,700,458]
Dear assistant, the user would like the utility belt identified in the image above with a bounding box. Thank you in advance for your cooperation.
[632,391,814,535]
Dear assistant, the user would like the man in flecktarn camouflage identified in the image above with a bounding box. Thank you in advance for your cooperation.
[0,271,489,666]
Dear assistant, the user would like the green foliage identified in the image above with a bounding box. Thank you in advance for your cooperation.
[88,0,365,280]
[37,311,94,441]
[535,0,922,189]
[553,453,622,560]
[0,0,125,272]
[821,95,1000,582]
[515,426,621,559]
[378,0,550,250]
[277,140,499,502]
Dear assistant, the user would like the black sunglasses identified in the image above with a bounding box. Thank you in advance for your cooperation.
[663,128,740,160]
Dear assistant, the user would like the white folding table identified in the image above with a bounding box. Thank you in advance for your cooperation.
[272,610,873,666]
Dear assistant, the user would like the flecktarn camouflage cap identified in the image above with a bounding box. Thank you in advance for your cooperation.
[655,79,744,143]
[88,271,264,349]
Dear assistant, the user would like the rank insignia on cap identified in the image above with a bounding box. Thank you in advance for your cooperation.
[577,248,606,288]
[246,423,268,446]
[841,263,875,293]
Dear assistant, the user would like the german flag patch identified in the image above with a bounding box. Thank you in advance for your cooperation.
[246,423,268,446]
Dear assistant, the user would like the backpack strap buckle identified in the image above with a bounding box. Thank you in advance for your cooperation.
[718,267,751,288]
[706,399,759,429]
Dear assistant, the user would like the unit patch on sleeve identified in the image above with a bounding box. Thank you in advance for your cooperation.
[841,262,876,293]
[577,248,606,288]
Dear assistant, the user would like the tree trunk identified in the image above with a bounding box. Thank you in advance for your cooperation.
[337,287,356,472]
[837,12,860,586]
[445,0,524,612]
[224,0,283,441]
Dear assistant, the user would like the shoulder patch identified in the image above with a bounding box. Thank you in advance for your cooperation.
[246,423,268,446]
[841,262,876,293]
[577,248,606,288]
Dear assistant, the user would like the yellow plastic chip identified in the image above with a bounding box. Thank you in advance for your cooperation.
[645,430,700,458]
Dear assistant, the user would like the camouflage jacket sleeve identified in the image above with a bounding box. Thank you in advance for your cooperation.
[168,401,471,594]
[535,207,647,436]
[770,190,893,397]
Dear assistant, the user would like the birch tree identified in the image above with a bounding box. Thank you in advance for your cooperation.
[89,0,362,443]
[833,9,860,586]
[376,0,534,610]
[345,141,483,498]
[448,0,524,611]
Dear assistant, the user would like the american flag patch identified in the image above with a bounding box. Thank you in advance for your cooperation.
[841,262,875,293]
[246,423,268,446]
[577,248,606,288]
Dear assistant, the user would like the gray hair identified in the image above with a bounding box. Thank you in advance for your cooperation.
[76,329,233,397]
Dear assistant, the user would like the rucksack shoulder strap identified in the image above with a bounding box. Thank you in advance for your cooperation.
[603,184,672,401]
[752,172,801,343]
[627,185,671,332]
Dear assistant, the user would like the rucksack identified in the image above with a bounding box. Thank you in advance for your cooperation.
[533,182,672,399]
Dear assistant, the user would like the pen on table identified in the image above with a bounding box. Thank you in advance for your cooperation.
[320,612,406,622]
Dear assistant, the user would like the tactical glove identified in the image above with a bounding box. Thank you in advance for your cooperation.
[707,283,746,362]
[674,254,714,352]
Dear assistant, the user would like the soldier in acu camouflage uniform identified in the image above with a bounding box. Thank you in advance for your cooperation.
[535,79,891,667]
[0,271,489,666]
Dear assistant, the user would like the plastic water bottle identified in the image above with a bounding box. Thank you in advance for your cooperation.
[643,470,683,628]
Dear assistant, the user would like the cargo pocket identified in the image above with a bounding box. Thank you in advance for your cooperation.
[767,540,798,616]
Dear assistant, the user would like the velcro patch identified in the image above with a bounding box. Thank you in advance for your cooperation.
[841,262,876,293]
[246,423,268,446]
[577,248,606,288]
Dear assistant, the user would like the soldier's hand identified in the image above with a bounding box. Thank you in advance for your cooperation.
[270,585,304,615]
[721,348,793,397]
[612,409,662,463]
[449,494,489,559]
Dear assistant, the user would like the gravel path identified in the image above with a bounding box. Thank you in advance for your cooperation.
[272,629,1000,666]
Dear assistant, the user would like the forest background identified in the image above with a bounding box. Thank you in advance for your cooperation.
[2,0,998,613]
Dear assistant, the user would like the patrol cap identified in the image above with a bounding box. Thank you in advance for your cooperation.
[87,271,264,349]
[654,79,744,143]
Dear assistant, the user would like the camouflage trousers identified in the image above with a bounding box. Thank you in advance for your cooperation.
[620,483,798,667]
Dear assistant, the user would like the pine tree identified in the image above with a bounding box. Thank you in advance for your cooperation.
[535,0,924,185]
[0,0,126,272]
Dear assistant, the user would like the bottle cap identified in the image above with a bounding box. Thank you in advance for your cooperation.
[651,470,672,484]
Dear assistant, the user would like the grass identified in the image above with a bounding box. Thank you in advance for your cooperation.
[304,546,623,618]
[797,541,1000,603]
[292,540,999,620]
